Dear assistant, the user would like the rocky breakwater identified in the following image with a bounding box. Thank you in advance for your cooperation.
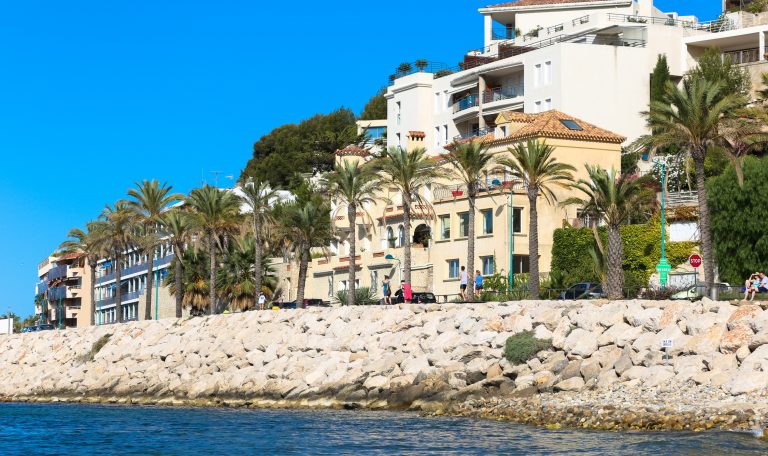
[2,300,768,432]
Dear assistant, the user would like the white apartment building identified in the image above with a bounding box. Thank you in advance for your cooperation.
[386,0,737,154]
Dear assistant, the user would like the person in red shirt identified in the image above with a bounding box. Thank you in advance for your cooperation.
[401,280,413,304]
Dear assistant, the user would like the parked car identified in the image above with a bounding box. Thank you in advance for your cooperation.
[671,283,730,301]
[20,324,55,333]
[558,283,606,300]
[393,291,437,304]
[276,299,329,309]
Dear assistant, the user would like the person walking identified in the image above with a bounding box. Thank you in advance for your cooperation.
[402,279,413,304]
[383,275,392,305]
[474,270,483,299]
[459,266,469,301]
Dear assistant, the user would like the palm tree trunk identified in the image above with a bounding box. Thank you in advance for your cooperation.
[89,262,96,326]
[115,253,123,323]
[295,245,309,308]
[209,234,217,315]
[694,155,715,292]
[144,252,154,320]
[403,198,412,285]
[467,187,476,298]
[528,189,540,299]
[606,224,624,299]
[175,254,183,318]
[347,203,357,307]
[253,214,263,309]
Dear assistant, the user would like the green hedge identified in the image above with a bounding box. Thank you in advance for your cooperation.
[551,217,697,289]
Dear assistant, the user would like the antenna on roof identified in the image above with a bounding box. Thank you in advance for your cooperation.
[210,171,223,188]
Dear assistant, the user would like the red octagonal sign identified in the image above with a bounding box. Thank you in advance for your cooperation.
[689,254,702,268]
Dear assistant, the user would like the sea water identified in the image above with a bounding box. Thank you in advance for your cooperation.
[0,403,765,455]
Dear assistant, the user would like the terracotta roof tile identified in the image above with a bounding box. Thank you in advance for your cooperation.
[408,131,426,138]
[493,110,625,144]
[486,0,621,8]
[335,145,370,157]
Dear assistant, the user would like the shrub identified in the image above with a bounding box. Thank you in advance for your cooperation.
[89,334,112,361]
[503,331,553,365]
[335,287,378,306]
[639,287,683,300]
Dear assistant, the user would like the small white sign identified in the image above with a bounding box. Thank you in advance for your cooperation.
[661,339,673,348]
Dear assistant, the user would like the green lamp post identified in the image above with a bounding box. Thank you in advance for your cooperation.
[493,178,515,293]
[654,160,671,288]
[384,254,401,284]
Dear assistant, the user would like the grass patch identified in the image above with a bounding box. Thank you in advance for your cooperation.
[504,331,553,365]
[89,334,112,361]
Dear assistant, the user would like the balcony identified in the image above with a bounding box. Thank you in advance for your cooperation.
[483,84,524,104]
[97,289,142,307]
[97,254,174,284]
[453,128,493,142]
[433,179,526,201]
[36,280,48,295]
[453,95,479,114]
[47,265,68,282]
[724,48,760,65]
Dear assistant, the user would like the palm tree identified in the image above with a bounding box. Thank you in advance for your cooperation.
[58,221,105,326]
[126,179,183,320]
[99,201,136,323]
[718,108,768,187]
[444,140,494,297]
[239,178,277,308]
[643,77,747,291]
[162,209,190,318]
[497,140,575,299]
[279,199,333,308]
[165,247,210,316]
[218,234,259,311]
[563,166,645,299]
[186,185,241,315]
[324,160,381,306]
[375,147,445,284]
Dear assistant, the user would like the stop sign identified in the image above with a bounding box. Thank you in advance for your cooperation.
[689,254,702,268]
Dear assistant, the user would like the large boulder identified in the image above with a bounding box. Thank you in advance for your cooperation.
[627,307,662,331]
[728,371,768,395]
[598,323,642,348]
[554,377,585,392]
[563,329,599,357]
[683,324,727,356]
[727,304,762,330]
[719,326,754,354]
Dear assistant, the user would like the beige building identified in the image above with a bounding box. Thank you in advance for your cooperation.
[35,253,92,328]
[272,110,622,302]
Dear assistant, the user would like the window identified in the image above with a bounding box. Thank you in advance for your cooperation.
[435,126,441,147]
[534,63,542,87]
[434,92,440,113]
[448,259,460,279]
[396,101,401,125]
[481,256,494,276]
[560,119,583,131]
[328,278,333,297]
[371,271,378,289]
[512,255,530,274]
[398,225,405,247]
[499,125,507,138]
[439,214,451,240]
[543,98,552,111]
[339,280,348,291]
[544,61,552,85]
[512,207,523,233]
[366,126,385,141]
[444,125,448,142]
[458,212,469,238]
[443,91,449,111]
[387,226,396,248]
[481,209,493,235]
[534,101,542,113]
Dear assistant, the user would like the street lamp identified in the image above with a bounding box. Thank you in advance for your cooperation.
[492,178,514,293]
[654,159,671,288]
[384,254,402,284]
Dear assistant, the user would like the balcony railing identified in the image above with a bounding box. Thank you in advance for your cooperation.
[453,95,479,113]
[97,254,175,284]
[723,48,760,65]
[483,84,524,104]
[434,179,526,200]
[97,289,142,307]
[47,265,68,282]
[36,281,48,295]
[607,13,737,33]
[666,191,699,207]
[453,128,493,142]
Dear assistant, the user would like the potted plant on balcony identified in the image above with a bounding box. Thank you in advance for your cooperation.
[415,59,428,72]
[452,187,464,197]
[397,62,413,75]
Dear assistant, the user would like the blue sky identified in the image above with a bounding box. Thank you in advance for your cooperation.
[0,0,720,316]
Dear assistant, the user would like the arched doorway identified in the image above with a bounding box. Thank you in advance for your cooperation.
[413,224,431,247]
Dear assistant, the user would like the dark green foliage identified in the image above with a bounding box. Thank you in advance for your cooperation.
[551,219,697,289]
[240,108,358,187]
[335,287,379,306]
[639,287,684,300]
[621,148,641,175]
[89,334,112,360]
[650,54,671,105]
[688,47,751,96]
[504,331,553,365]
[708,156,768,284]
[359,88,387,120]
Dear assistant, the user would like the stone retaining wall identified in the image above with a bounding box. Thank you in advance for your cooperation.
[2,300,768,430]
